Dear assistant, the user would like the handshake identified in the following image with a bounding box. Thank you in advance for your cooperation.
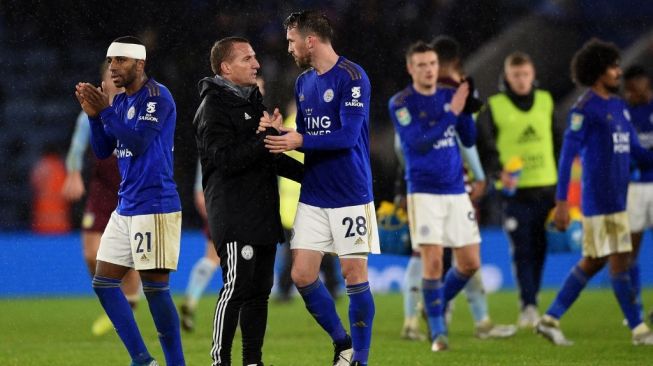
[257,108,303,154]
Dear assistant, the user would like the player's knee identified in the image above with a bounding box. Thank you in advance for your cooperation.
[457,259,480,277]
[291,266,314,287]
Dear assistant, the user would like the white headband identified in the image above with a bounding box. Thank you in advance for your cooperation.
[106,42,147,60]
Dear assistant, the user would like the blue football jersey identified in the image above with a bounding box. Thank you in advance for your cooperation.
[91,79,181,215]
[557,90,644,215]
[388,85,476,194]
[629,99,653,182]
[294,56,374,208]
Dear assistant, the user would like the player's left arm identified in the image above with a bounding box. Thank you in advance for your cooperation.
[275,154,304,183]
[301,76,371,150]
[454,112,476,147]
[99,95,173,157]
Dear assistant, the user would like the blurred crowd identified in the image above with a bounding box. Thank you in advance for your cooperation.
[1,0,653,231]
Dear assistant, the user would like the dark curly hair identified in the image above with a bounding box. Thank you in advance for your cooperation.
[571,39,620,87]
[283,10,333,42]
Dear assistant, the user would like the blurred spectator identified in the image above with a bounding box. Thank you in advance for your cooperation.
[30,143,71,234]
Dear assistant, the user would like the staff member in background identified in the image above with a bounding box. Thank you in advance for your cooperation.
[476,51,563,328]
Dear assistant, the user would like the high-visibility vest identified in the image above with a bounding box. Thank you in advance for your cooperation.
[488,90,557,188]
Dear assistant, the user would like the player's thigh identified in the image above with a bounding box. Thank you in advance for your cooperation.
[290,203,334,253]
[443,194,481,248]
[582,212,632,258]
[129,211,182,271]
[407,193,446,250]
[97,211,135,269]
[329,201,380,256]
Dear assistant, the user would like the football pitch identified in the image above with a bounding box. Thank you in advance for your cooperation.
[1,289,651,365]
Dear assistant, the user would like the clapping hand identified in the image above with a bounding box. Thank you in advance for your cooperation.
[75,82,110,118]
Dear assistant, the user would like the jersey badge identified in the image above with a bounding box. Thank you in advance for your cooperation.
[128,106,136,120]
[323,89,334,103]
[241,245,254,260]
[244,112,252,120]
[623,109,631,121]
[396,107,412,126]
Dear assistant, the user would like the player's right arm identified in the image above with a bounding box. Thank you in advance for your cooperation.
[554,108,587,230]
[62,112,90,201]
[87,118,117,159]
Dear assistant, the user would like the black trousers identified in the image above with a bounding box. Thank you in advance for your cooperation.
[503,194,554,308]
[210,241,276,366]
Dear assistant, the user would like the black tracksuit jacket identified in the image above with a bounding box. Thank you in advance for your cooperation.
[193,76,303,248]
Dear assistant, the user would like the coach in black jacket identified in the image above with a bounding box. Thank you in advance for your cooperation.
[193,37,303,366]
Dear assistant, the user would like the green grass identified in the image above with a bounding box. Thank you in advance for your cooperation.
[1,289,651,365]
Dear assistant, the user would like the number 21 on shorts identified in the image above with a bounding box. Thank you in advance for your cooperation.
[134,231,152,253]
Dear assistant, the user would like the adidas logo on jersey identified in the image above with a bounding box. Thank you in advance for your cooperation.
[355,237,365,245]
[244,112,252,120]
[140,253,149,262]
[517,125,541,143]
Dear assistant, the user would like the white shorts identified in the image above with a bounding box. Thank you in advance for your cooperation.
[97,211,182,270]
[290,202,381,256]
[627,183,653,232]
[407,193,481,249]
[582,211,632,258]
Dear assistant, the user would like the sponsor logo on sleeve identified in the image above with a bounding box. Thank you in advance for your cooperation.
[570,113,584,131]
[351,86,361,98]
[396,107,411,126]
[146,102,157,113]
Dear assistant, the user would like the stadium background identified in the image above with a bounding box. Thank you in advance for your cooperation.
[1,0,653,297]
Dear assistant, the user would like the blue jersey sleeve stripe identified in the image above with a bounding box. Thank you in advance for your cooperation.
[337,63,356,80]
[342,60,362,79]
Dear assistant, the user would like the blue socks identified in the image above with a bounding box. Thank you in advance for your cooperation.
[422,278,446,339]
[93,276,152,365]
[142,280,185,366]
[297,278,348,344]
[347,282,374,365]
[443,268,472,304]
[546,265,589,319]
[629,262,644,317]
[610,271,643,329]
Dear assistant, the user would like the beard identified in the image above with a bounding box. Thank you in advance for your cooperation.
[294,53,312,69]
